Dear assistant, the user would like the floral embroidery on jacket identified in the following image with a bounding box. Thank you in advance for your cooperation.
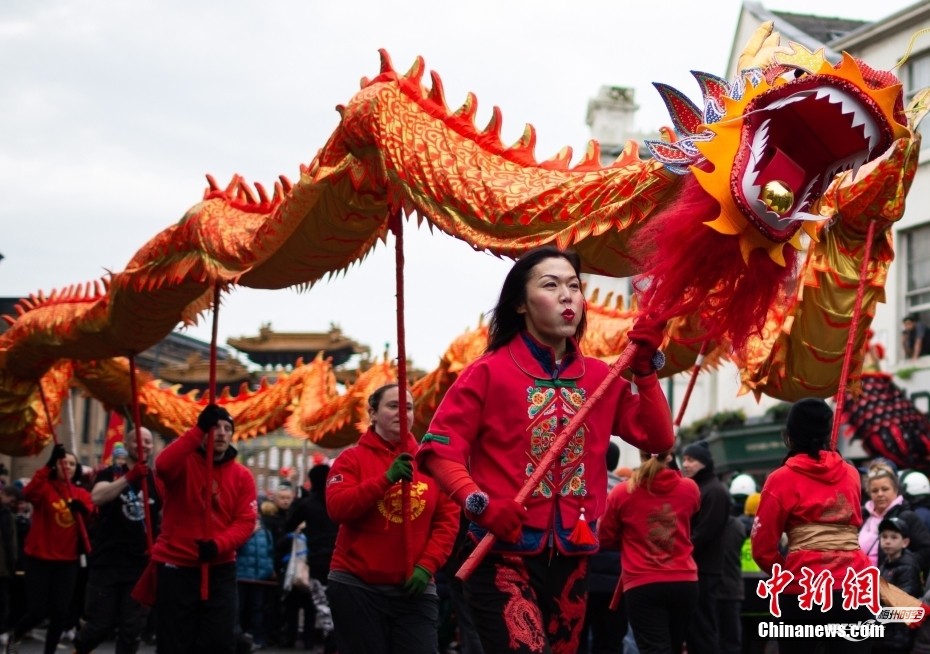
[525,382,588,498]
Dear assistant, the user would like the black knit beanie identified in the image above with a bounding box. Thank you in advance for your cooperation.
[683,440,714,470]
[785,398,832,451]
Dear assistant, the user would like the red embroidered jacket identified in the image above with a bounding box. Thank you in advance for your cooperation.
[419,333,674,554]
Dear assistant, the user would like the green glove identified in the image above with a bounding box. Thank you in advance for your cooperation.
[403,564,432,596]
[385,453,414,484]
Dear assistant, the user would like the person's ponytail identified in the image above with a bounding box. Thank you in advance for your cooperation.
[628,449,673,493]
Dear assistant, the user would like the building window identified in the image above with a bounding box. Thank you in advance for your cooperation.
[904,224,930,316]
[282,449,294,468]
[269,446,280,471]
[903,49,930,103]
[257,451,267,468]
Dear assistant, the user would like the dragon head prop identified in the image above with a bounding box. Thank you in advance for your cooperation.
[637,25,909,349]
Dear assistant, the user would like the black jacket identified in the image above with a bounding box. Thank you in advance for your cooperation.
[879,550,921,651]
[690,467,731,574]
[718,515,746,600]
[0,505,15,578]
[286,489,339,581]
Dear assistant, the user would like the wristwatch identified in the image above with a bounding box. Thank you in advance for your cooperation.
[632,350,666,376]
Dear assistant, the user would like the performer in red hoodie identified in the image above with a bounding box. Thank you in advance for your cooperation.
[418,246,673,654]
[326,383,459,654]
[6,444,93,654]
[150,404,257,654]
[752,398,875,653]
[599,448,700,653]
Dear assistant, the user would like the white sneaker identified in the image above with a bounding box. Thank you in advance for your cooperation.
[4,637,21,654]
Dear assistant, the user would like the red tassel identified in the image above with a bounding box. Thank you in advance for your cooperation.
[568,507,597,546]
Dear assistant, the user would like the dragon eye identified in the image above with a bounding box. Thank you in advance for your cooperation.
[777,68,807,84]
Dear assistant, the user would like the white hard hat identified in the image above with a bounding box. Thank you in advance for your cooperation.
[729,473,757,497]
[901,470,930,497]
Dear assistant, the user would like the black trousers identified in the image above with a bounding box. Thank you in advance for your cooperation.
[462,548,588,654]
[327,579,439,654]
[579,590,627,654]
[718,598,743,654]
[74,565,149,654]
[12,555,79,654]
[0,577,9,635]
[155,562,237,654]
[624,581,698,654]
[685,571,721,654]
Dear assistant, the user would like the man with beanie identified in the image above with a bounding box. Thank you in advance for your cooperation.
[150,403,257,653]
[681,440,730,654]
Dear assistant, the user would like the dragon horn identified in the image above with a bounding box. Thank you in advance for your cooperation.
[653,82,704,138]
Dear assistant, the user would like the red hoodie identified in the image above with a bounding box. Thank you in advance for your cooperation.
[151,426,257,567]
[23,466,94,562]
[327,428,459,585]
[752,450,871,592]
[598,467,700,592]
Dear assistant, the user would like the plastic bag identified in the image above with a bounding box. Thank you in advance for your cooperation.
[282,531,310,593]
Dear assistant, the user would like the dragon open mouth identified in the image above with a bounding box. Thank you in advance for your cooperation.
[735,78,891,242]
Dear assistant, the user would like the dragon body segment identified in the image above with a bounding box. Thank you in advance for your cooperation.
[0,25,925,455]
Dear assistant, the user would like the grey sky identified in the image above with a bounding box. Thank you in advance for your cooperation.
[0,0,918,368]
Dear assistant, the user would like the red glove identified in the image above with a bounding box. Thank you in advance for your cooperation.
[627,314,668,375]
[469,498,527,544]
[124,462,148,484]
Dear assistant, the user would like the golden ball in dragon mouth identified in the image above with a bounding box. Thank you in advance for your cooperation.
[760,180,794,216]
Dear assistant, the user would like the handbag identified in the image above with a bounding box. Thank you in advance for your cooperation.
[282,531,311,593]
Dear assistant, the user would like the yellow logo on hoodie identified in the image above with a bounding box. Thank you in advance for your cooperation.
[378,481,428,524]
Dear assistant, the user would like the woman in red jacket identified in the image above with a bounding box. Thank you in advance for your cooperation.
[6,444,93,654]
[752,398,875,653]
[418,246,673,654]
[325,383,459,654]
[599,449,700,653]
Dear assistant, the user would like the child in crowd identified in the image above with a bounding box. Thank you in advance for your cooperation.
[875,517,922,654]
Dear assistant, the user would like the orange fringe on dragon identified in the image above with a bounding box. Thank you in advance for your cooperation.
[0,23,927,456]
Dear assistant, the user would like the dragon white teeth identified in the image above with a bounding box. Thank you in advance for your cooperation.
[852,154,866,181]
[768,86,880,152]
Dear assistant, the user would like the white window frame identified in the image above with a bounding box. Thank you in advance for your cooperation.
[903,224,930,317]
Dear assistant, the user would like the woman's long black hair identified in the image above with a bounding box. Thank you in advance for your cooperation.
[486,246,587,353]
